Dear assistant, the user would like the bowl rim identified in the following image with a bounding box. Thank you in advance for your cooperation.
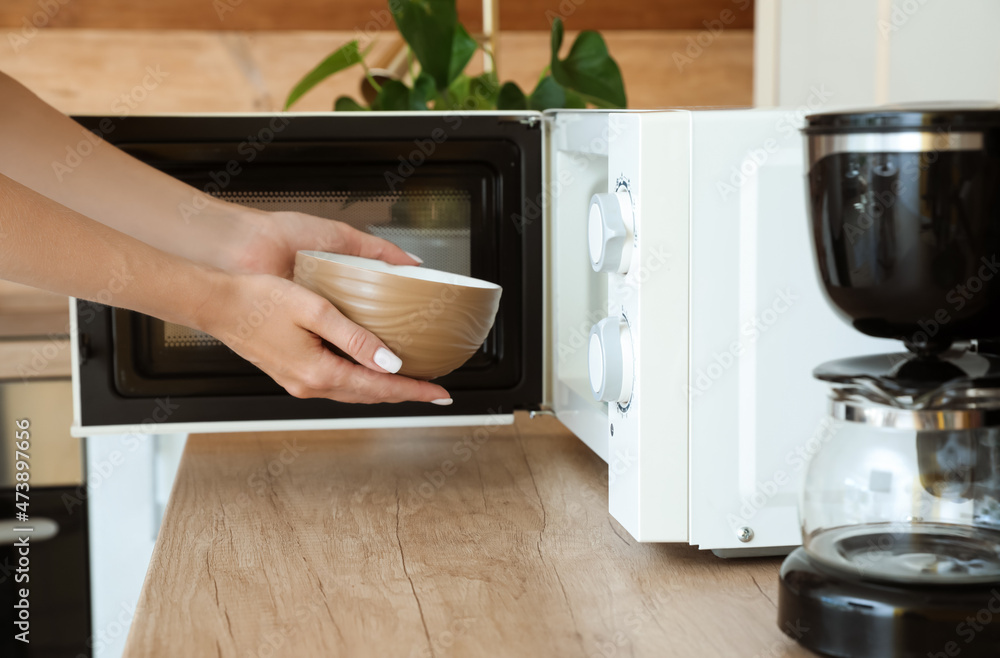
[297,251,501,290]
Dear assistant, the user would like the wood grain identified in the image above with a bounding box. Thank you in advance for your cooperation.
[124,415,812,657]
[0,30,265,114]
[0,311,69,339]
[0,337,71,379]
[0,0,755,31]
[0,281,70,338]
[0,280,66,313]
[0,29,753,115]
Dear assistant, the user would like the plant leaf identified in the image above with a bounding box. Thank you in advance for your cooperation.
[372,79,432,111]
[334,96,368,111]
[445,73,472,109]
[390,0,478,92]
[285,40,366,110]
[468,72,500,109]
[412,72,436,108]
[373,80,411,111]
[549,18,627,108]
[562,88,587,109]
[448,23,479,85]
[528,76,566,111]
[497,82,528,111]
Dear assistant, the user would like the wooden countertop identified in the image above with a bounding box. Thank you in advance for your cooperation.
[124,414,812,657]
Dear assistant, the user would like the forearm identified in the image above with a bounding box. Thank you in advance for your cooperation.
[0,71,249,270]
[0,172,220,330]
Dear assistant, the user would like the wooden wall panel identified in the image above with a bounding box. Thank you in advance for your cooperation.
[0,30,754,114]
[0,0,754,31]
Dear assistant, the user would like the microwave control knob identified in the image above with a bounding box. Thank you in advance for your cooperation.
[588,317,635,404]
[588,193,634,274]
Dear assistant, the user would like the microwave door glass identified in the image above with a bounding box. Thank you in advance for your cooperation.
[222,189,474,275]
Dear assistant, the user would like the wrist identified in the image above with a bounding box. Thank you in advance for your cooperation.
[180,196,263,272]
[182,265,236,336]
[221,208,297,277]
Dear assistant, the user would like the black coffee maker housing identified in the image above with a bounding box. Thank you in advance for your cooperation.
[779,105,1000,658]
[804,106,1000,354]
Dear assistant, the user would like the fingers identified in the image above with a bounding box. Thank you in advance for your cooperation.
[218,277,451,405]
[298,300,453,402]
[337,358,452,403]
[299,302,452,402]
[335,224,422,266]
[350,368,451,404]
[291,291,453,404]
[289,346,452,404]
[301,302,400,374]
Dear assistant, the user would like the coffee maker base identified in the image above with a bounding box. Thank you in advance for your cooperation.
[778,548,1000,658]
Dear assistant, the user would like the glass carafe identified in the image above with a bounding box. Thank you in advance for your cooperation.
[801,399,1000,584]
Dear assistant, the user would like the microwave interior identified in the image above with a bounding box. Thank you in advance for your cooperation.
[73,115,543,428]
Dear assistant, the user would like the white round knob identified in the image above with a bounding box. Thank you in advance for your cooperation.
[588,192,634,274]
[588,317,634,404]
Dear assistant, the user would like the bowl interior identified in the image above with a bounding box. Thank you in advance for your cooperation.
[298,251,500,291]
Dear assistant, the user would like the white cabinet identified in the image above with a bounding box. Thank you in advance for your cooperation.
[87,433,186,658]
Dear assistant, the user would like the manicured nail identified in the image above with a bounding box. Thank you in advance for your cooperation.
[405,251,424,264]
[374,347,402,374]
[431,398,453,406]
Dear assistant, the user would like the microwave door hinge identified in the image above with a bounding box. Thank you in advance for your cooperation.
[529,405,555,419]
[77,332,90,366]
[498,115,542,129]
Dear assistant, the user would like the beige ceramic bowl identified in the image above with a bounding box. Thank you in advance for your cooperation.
[293,251,503,380]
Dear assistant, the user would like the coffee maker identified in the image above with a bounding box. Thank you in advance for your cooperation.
[778,106,1000,657]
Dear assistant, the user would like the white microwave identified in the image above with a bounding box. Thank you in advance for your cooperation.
[70,108,887,554]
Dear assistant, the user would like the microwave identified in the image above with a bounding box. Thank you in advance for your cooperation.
[70,109,886,554]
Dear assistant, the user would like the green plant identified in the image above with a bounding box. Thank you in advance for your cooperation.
[283,0,626,112]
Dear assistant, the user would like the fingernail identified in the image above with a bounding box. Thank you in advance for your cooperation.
[405,251,424,264]
[431,398,453,406]
[374,347,402,374]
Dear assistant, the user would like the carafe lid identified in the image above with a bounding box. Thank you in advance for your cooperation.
[804,102,1000,134]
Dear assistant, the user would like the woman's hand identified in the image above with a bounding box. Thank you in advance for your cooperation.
[0,74,448,406]
[204,210,455,404]
[197,272,452,405]
[221,208,421,278]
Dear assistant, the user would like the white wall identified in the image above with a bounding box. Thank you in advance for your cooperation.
[755,0,1000,107]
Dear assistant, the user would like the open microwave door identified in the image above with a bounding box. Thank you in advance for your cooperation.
[70,112,545,437]
[544,111,615,462]
[545,110,692,543]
